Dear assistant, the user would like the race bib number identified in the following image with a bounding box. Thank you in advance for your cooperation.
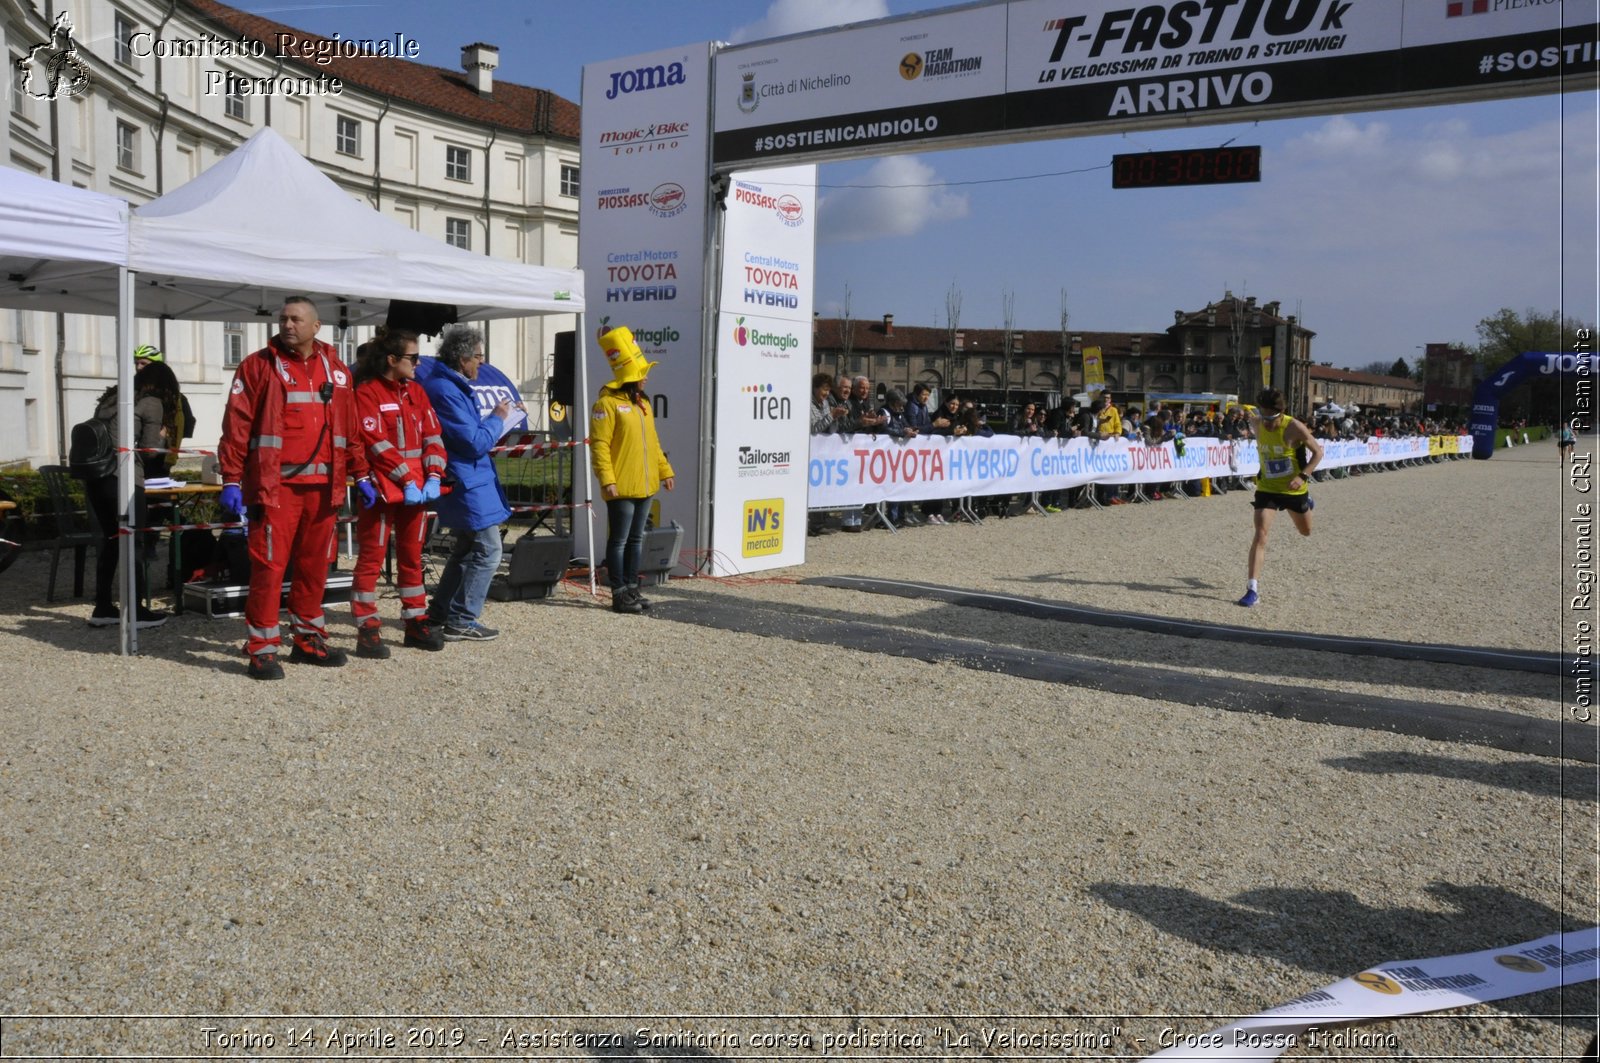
[1265,457,1292,477]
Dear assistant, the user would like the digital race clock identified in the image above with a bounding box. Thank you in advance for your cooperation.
[1111,146,1262,189]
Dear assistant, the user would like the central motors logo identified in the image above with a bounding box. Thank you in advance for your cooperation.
[742,498,784,557]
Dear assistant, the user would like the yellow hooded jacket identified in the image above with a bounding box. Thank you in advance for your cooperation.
[591,383,674,499]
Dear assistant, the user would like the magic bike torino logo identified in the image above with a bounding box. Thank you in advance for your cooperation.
[896,44,984,81]
[742,498,784,557]
[17,12,92,101]
[597,120,691,157]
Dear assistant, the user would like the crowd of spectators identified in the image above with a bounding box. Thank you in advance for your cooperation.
[807,374,1464,531]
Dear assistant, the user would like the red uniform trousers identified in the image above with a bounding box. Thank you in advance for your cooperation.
[245,482,339,659]
[351,502,431,628]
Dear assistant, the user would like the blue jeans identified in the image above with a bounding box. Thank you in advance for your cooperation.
[605,496,653,591]
[431,525,502,627]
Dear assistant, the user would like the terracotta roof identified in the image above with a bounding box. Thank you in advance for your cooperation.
[184,0,580,141]
[813,318,1179,357]
[1308,365,1421,389]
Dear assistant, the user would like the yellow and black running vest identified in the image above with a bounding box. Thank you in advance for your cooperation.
[1256,417,1307,495]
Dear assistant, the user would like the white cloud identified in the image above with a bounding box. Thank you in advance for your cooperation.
[729,0,890,44]
[816,155,969,243]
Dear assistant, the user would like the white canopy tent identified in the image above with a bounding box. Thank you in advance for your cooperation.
[0,131,590,654]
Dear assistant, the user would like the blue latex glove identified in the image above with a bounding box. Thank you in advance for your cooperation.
[357,480,380,509]
[219,484,244,516]
[402,482,424,506]
[422,477,441,502]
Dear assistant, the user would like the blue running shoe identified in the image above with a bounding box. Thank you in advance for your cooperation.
[1236,589,1259,607]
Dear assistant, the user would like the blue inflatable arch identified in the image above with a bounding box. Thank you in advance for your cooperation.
[1471,350,1597,459]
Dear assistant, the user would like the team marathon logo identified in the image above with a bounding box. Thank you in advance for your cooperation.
[596,183,687,219]
[605,249,678,303]
[1355,965,1489,995]
[897,44,984,81]
[17,12,92,101]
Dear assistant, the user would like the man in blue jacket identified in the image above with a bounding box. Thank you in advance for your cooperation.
[414,325,515,641]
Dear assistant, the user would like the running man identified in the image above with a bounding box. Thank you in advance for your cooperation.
[1237,388,1324,607]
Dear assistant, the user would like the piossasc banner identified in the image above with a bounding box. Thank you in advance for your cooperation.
[1146,926,1598,1062]
[807,434,1469,508]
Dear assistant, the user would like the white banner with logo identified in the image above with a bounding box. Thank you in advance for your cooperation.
[711,0,1594,166]
[710,166,817,575]
[1147,926,1598,1061]
[580,44,714,571]
[807,434,1470,508]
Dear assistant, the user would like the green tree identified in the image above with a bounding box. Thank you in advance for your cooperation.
[1389,357,1411,379]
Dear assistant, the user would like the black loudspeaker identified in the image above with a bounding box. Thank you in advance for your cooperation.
[548,331,575,405]
[490,534,573,601]
[385,300,458,337]
[639,522,683,587]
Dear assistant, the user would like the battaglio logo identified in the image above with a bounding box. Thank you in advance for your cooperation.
[633,326,679,348]
[733,320,799,352]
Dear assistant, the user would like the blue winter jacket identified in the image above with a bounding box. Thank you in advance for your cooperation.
[414,356,512,532]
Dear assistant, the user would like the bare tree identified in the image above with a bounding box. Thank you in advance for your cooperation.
[838,284,856,378]
[1222,290,1252,395]
[1058,288,1070,409]
[1001,287,1016,413]
[943,281,962,399]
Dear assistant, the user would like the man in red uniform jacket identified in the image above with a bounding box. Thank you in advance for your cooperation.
[217,296,372,680]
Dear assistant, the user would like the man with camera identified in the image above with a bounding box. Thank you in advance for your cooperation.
[217,296,370,680]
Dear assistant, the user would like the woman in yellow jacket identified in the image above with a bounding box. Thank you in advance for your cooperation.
[592,327,674,614]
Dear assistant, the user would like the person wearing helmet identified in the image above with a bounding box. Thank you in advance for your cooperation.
[590,326,674,615]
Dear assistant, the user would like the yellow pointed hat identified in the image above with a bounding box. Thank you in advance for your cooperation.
[600,326,657,385]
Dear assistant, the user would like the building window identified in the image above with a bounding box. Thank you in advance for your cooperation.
[445,217,471,250]
[923,358,939,371]
[894,355,908,368]
[1186,360,1207,374]
[982,358,995,371]
[1155,361,1177,374]
[114,13,136,66]
[224,86,248,122]
[559,163,580,197]
[335,115,360,156]
[333,327,357,361]
[445,145,471,182]
[223,323,245,367]
[115,121,138,171]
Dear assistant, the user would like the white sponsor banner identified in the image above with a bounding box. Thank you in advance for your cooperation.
[710,165,816,576]
[580,44,713,569]
[807,434,1470,508]
[714,6,1007,132]
[710,0,1595,164]
[1147,926,1599,1062]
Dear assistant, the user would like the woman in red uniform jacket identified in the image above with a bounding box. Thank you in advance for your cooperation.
[351,328,448,657]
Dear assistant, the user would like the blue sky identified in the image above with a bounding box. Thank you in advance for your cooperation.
[235,0,1598,369]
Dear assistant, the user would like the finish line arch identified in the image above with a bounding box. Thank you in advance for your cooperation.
[578,0,1598,575]
[1471,350,1599,459]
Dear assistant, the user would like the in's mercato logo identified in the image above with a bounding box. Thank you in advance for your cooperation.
[17,12,91,101]
[742,384,792,421]
[742,498,784,557]
[604,60,686,100]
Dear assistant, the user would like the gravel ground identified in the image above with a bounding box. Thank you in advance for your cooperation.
[0,442,1593,1060]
